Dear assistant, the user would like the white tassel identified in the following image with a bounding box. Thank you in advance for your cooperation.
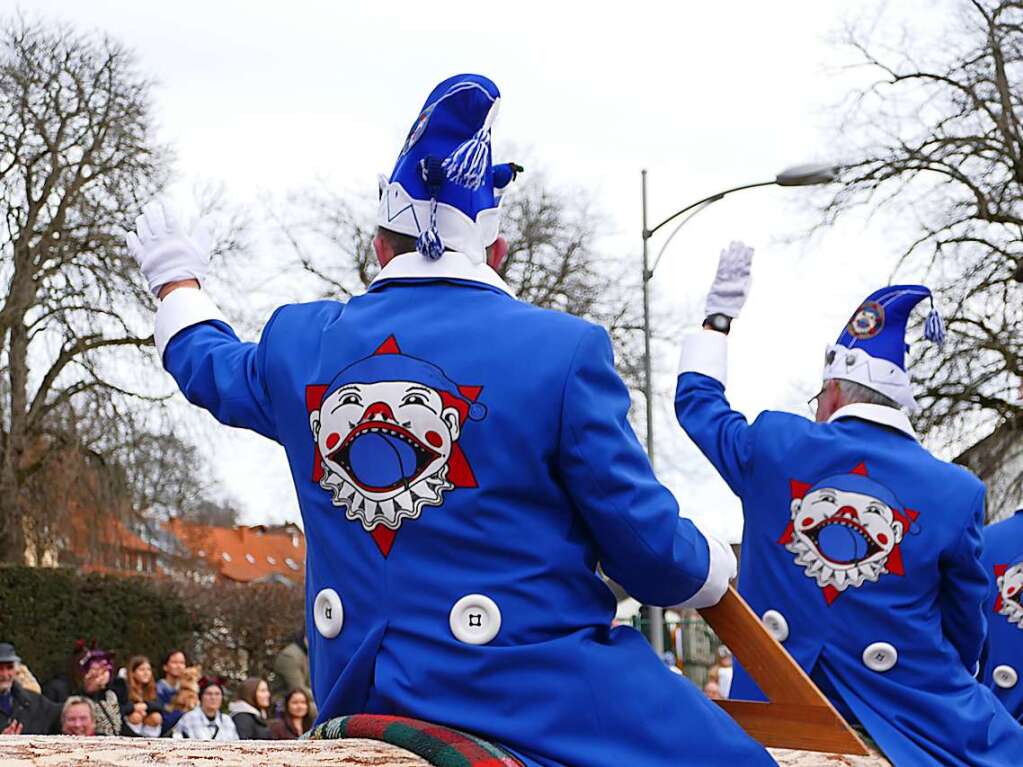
[924,307,945,347]
[442,97,500,191]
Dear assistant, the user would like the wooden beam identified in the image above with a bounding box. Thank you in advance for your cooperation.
[699,586,869,755]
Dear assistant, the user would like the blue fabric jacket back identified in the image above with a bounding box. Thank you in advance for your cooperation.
[980,509,1023,722]
[675,371,1023,767]
[161,270,773,767]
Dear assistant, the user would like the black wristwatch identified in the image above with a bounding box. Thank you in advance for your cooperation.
[703,313,733,335]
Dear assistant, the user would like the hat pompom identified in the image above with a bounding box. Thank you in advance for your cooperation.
[924,307,945,347]
[416,207,445,260]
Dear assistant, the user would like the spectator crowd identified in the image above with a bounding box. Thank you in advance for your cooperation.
[0,635,316,740]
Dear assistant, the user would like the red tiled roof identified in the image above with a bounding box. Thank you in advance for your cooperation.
[166,520,306,583]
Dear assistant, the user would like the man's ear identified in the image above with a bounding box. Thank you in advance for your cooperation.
[309,411,321,440]
[486,236,508,272]
[373,234,394,268]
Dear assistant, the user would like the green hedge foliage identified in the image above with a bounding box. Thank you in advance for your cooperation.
[0,566,193,682]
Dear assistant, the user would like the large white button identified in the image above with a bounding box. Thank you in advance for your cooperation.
[449,594,501,645]
[761,610,789,642]
[862,642,898,672]
[993,665,1018,689]
[314,588,344,639]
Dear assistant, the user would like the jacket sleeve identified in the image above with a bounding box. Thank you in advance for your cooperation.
[673,331,755,497]
[157,288,280,442]
[557,324,735,608]
[939,484,989,673]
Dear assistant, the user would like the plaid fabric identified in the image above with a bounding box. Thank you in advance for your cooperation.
[307,714,525,767]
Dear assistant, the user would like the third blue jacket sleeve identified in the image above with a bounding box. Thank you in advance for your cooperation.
[674,371,756,497]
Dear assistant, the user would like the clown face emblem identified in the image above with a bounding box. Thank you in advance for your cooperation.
[787,488,903,590]
[996,562,1023,628]
[310,381,460,531]
[779,463,919,605]
[306,336,484,557]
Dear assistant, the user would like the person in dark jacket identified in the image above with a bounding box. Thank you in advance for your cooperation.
[229,677,273,739]
[0,642,59,735]
[267,688,313,740]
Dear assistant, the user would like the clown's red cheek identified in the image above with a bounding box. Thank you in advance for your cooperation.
[801,518,814,527]
[425,431,443,447]
[325,432,340,450]
[876,533,888,545]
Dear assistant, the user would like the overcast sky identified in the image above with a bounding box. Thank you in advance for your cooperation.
[19,0,943,541]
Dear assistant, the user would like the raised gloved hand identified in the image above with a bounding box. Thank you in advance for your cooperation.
[705,241,754,319]
[126,199,212,296]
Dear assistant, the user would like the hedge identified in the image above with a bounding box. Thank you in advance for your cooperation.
[0,566,194,683]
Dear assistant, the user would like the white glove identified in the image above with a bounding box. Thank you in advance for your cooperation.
[704,241,754,319]
[126,199,212,296]
[675,533,737,609]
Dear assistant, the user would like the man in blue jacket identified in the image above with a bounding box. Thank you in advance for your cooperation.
[981,508,1023,722]
[125,75,772,767]
[674,242,1023,765]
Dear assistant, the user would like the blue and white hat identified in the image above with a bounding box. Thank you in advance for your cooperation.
[822,285,945,412]
[376,74,522,264]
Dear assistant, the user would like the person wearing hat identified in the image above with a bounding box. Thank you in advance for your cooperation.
[124,74,772,766]
[980,508,1023,722]
[0,642,59,735]
[674,241,1023,765]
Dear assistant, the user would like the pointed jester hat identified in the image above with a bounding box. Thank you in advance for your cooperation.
[822,285,945,412]
[376,74,522,264]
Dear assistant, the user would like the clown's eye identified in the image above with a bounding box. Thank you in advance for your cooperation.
[402,393,428,407]
[866,504,884,515]
[816,493,836,504]
[340,393,361,406]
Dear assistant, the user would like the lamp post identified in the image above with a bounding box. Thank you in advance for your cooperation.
[638,162,838,653]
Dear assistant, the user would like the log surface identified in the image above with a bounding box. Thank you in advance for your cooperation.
[0,736,892,766]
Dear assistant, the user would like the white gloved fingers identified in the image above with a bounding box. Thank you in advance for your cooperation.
[142,199,168,237]
[125,231,143,263]
[162,203,181,234]
[136,213,154,244]
[705,240,755,319]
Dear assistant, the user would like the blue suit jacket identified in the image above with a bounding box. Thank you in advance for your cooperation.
[675,366,1023,767]
[158,257,772,767]
[981,509,1023,722]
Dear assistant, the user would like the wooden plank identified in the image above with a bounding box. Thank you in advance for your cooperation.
[699,586,869,755]
[718,701,867,754]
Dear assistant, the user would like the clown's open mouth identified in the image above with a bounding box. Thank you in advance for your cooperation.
[803,516,883,565]
[328,421,440,493]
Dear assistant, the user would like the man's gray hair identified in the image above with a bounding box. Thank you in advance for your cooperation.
[61,695,97,722]
[833,378,900,409]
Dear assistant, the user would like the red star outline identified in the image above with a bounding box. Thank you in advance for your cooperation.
[994,563,1009,613]
[305,336,481,557]
[777,462,920,606]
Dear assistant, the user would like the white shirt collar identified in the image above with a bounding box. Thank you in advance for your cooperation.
[827,403,917,441]
[368,251,515,297]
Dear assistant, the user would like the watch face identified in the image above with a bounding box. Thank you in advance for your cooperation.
[707,314,730,332]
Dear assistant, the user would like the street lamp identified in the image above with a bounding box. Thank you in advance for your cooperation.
[638,162,839,653]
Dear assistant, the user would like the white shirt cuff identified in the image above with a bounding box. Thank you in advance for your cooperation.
[677,329,728,385]
[673,533,737,610]
[154,288,228,359]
